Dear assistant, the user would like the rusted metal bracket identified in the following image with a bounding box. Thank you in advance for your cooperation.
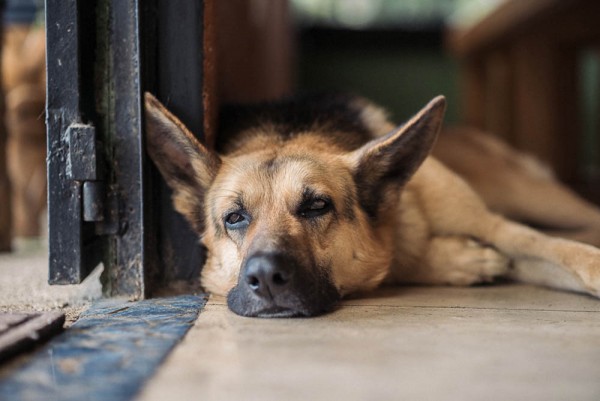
[66,124,102,182]
[67,124,104,222]
[65,123,119,233]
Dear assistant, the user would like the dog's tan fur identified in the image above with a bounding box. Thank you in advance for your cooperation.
[433,126,600,247]
[145,92,600,316]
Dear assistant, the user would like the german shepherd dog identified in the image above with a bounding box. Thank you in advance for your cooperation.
[144,92,600,317]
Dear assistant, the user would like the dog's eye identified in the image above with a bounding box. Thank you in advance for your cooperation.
[299,198,332,218]
[225,212,248,229]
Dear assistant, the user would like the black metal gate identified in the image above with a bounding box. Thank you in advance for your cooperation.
[46,0,207,298]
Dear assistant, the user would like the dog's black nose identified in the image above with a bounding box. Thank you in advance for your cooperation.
[244,253,293,299]
[228,251,341,317]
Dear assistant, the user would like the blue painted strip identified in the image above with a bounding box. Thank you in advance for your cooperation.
[0,294,208,401]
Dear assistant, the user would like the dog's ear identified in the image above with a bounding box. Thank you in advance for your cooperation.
[348,96,446,218]
[144,92,221,232]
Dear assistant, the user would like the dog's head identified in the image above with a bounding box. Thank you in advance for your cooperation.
[145,93,445,317]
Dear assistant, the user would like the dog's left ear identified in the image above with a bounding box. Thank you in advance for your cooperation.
[144,92,221,232]
[347,96,446,218]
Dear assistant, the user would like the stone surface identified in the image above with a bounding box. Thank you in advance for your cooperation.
[0,249,102,323]
[138,285,600,401]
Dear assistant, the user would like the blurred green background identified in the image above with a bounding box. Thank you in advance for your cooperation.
[292,0,599,177]
[293,0,467,123]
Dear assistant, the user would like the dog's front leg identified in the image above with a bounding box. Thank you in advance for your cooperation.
[393,235,510,286]
[407,157,600,297]
[478,218,600,297]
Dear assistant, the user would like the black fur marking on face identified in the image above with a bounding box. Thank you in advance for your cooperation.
[211,213,224,237]
[342,189,356,221]
[354,157,415,220]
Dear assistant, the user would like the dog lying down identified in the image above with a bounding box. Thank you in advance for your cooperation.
[145,92,600,318]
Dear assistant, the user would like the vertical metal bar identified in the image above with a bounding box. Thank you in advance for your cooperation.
[99,0,148,298]
[46,0,102,283]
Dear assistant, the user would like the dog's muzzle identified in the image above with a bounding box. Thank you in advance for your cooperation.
[226,252,340,318]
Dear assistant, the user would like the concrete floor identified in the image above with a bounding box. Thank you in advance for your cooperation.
[138,285,600,401]
[0,246,102,324]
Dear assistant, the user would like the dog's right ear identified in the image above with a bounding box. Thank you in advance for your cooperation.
[346,96,446,219]
[144,92,221,232]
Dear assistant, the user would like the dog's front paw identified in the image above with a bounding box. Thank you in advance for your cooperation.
[422,236,510,286]
[578,256,600,298]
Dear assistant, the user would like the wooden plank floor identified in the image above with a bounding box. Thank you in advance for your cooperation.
[139,285,600,401]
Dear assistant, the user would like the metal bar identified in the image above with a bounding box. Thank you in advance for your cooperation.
[46,0,102,284]
[83,182,105,222]
[66,124,101,182]
[99,0,149,298]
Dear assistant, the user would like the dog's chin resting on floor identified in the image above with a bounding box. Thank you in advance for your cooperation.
[144,92,600,318]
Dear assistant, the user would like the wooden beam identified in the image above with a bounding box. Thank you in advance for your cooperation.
[459,57,486,129]
[511,36,579,180]
[448,0,567,57]
[215,0,293,103]
[484,49,514,142]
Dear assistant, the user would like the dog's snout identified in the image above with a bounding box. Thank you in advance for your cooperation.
[244,253,293,298]
[228,251,340,317]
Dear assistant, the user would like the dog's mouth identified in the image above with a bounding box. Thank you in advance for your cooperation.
[225,252,340,318]
[255,307,308,319]
[226,290,339,318]
[256,308,304,318]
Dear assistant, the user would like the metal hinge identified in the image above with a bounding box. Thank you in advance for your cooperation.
[66,123,118,235]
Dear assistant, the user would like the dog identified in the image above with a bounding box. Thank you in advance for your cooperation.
[144,92,600,318]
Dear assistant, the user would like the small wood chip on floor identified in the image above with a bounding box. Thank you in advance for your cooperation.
[0,312,65,363]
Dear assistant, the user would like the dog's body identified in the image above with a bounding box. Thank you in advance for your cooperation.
[433,126,600,248]
[145,92,600,317]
